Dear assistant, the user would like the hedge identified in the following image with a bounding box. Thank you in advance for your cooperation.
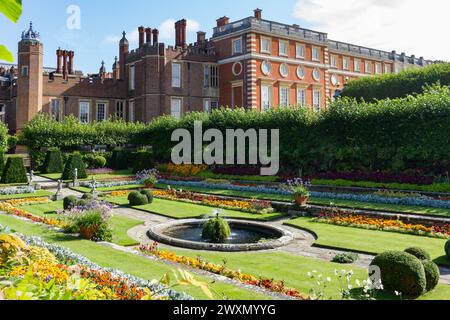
[20,85,450,175]
[2,156,28,184]
[0,153,6,177]
[42,148,64,174]
[62,153,88,180]
[341,63,450,101]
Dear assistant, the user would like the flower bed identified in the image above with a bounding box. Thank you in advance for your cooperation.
[0,186,36,196]
[81,179,143,189]
[0,202,65,228]
[3,197,51,206]
[139,243,307,300]
[157,164,208,177]
[314,209,450,239]
[313,171,435,185]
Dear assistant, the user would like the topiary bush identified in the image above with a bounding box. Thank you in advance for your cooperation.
[421,260,440,292]
[42,148,64,174]
[132,150,155,174]
[63,196,78,210]
[140,189,154,204]
[128,191,149,206]
[110,148,130,170]
[445,240,450,259]
[83,154,107,169]
[332,252,359,264]
[0,153,6,177]
[404,247,432,261]
[202,217,231,243]
[370,251,426,298]
[2,157,28,184]
[62,153,88,181]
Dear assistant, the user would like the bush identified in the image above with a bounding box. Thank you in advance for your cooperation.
[128,191,149,206]
[421,260,440,292]
[370,251,426,297]
[132,151,155,174]
[332,252,359,264]
[83,154,107,169]
[341,63,450,101]
[72,210,112,242]
[0,153,6,177]
[445,240,450,259]
[404,247,432,261]
[202,217,231,243]
[110,148,130,170]
[140,189,154,204]
[2,157,28,184]
[63,196,78,210]
[81,193,94,201]
[62,153,88,181]
[42,148,64,173]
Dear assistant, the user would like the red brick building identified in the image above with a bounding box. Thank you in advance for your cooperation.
[0,10,435,133]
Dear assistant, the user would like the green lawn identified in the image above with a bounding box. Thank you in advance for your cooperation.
[0,190,53,200]
[105,196,284,221]
[286,217,450,266]
[72,184,145,193]
[0,214,269,300]
[156,183,450,217]
[39,170,134,182]
[20,201,144,246]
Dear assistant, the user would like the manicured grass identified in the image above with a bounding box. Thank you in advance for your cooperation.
[20,201,144,246]
[39,170,134,182]
[0,190,53,200]
[105,196,284,221]
[72,184,145,193]
[156,183,450,217]
[0,214,270,300]
[286,217,450,266]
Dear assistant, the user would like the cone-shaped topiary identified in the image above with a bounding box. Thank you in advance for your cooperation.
[132,151,154,174]
[421,260,440,292]
[110,148,129,170]
[42,148,64,174]
[370,251,426,298]
[2,157,28,184]
[62,153,88,180]
[404,247,431,261]
[0,153,6,177]
[202,216,231,243]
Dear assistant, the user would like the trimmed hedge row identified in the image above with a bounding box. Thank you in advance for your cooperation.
[20,86,450,175]
[341,63,450,101]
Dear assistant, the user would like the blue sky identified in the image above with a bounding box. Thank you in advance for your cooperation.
[1,0,448,72]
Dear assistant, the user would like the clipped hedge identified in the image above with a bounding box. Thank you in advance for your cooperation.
[132,150,154,174]
[2,156,28,184]
[0,153,6,177]
[42,148,64,174]
[110,148,130,170]
[62,153,88,180]
[404,247,431,261]
[128,191,149,206]
[341,63,450,101]
[421,260,440,292]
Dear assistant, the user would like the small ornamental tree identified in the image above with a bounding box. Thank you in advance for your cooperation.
[42,148,64,173]
[2,156,28,184]
[62,153,88,180]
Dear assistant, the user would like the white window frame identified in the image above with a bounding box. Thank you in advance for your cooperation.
[354,59,361,72]
[312,47,320,61]
[261,60,272,76]
[279,86,290,107]
[260,36,271,54]
[279,63,289,78]
[96,102,108,122]
[330,55,338,68]
[296,43,305,59]
[232,38,243,55]
[128,100,135,122]
[172,62,181,88]
[384,64,392,74]
[375,63,382,74]
[279,40,289,57]
[79,101,90,124]
[261,85,272,111]
[171,98,182,119]
[129,65,135,91]
[365,61,372,74]
[343,57,350,70]
[51,99,61,121]
[297,88,306,106]
[312,68,321,82]
[313,90,321,112]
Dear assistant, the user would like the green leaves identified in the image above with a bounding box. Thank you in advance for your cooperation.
[0,0,22,23]
[0,0,22,62]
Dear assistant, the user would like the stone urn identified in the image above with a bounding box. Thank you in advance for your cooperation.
[79,226,98,240]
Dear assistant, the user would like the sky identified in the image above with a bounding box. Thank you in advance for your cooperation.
[0,0,448,73]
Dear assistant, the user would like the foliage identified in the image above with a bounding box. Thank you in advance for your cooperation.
[0,153,5,177]
[404,247,432,261]
[62,153,87,180]
[421,260,440,292]
[140,189,154,204]
[331,252,359,264]
[341,63,450,101]
[445,240,450,259]
[127,191,149,206]
[63,196,78,210]
[2,156,28,184]
[0,186,34,196]
[0,0,22,62]
[109,148,130,170]
[202,216,231,243]
[132,150,154,174]
[42,148,64,174]
[370,251,426,297]
[83,154,107,169]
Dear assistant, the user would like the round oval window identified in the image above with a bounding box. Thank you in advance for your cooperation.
[296,66,305,79]
[280,63,289,78]
[261,61,272,76]
[312,68,321,82]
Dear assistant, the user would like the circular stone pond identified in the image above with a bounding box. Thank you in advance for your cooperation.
[147,219,294,252]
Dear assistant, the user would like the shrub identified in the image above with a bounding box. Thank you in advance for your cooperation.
[62,153,88,181]
[71,210,112,242]
[445,239,450,259]
[404,247,432,261]
[42,148,64,173]
[202,217,231,243]
[63,196,78,210]
[332,252,359,264]
[2,157,28,184]
[132,151,154,174]
[81,193,94,201]
[370,251,426,297]
[421,260,440,292]
[110,148,130,170]
[140,189,154,204]
[0,153,6,177]
[83,154,107,169]
[128,191,149,206]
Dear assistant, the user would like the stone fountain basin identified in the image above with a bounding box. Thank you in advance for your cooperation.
[147,219,294,252]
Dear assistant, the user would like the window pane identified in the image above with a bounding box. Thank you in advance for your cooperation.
[171,99,182,119]
[261,86,270,110]
[297,89,306,106]
[129,66,135,90]
[97,103,106,121]
[172,63,181,88]
[280,87,289,106]
[79,102,89,123]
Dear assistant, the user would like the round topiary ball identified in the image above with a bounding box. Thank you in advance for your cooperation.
[82,193,94,200]
[140,190,154,204]
[202,217,231,243]
[445,240,450,259]
[128,191,149,206]
[404,247,432,261]
[63,196,78,210]
[421,260,440,292]
[370,251,426,298]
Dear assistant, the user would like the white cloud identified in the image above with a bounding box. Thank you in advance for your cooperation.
[293,0,450,61]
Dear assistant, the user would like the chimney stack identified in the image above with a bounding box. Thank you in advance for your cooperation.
[68,51,74,75]
[145,28,152,45]
[216,16,230,28]
[62,50,68,79]
[175,20,181,47]
[152,29,159,44]
[197,31,206,44]
[119,31,129,80]
[138,26,145,48]
[175,19,187,48]
[56,48,62,74]
[254,8,262,19]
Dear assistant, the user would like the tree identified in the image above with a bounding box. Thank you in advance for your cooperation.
[0,0,22,62]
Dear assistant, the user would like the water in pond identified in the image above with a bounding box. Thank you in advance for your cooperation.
[164,225,279,245]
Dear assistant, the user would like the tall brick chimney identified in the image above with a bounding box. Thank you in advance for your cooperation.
[138,26,145,48]
[216,16,229,28]
[254,8,262,19]
[68,51,74,75]
[62,50,68,79]
[152,28,159,44]
[197,31,206,44]
[175,20,181,47]
[175,19,187,48]
[145,28,152,45]
[56,48,62,74]
[119,31,129,80]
